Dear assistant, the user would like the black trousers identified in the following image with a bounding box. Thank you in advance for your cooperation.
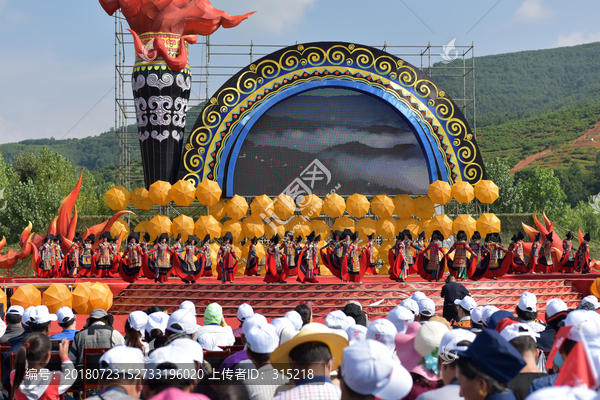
[443,305,458,323]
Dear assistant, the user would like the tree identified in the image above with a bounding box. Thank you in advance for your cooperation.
[519,167,567,216]
[485,157,523,213]
[555,162,591,207]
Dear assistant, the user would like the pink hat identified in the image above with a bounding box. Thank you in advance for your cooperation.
[150,388,210,400]
[395,322,440,381]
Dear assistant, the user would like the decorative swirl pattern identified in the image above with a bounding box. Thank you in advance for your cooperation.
[180,42,486,186]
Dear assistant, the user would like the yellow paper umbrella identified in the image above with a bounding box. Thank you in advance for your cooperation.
[300,194,323,218]
[148,181,171,206]
[418,219,432,238]
[430,214,453,239]
[170,180,196,207]
[148,215,172,240]
[195,215,222,240]
[109,217,130,239]
[223,220,243,242]
[250,195,274,219]
[474,180,499,204]
[209,242,220,276]
[377,240,395,274]
[265,219,286,239]
[396,218,413,232]
[414,196,435,220]
[196,179,222,207]
[43,283,72,313]
[171,215,195,242]
[477,213,501,237]
[88,282,113,311]
[377,217,397,239]
[287,216,312,238]
[356,218,377,240]
[273,194,295,221]
[242,216,265,239]
[371,195,395,219]
[131,188,153,210]
[225,195,249,221]
[428,181,452,205]
[404,219,421,237]
[242,241,266,261]
[346,194,370,218]
[105,186,131,211]
[134,221,149,234]
[72,282,93,315]
[333,216,355,233]
[208,199,226,221]
[452,182,475,204]
[11,284,41,309]
[311,220,331,239]
[453,215,477,237]
[322,193,345,218]
[393,195,416,219]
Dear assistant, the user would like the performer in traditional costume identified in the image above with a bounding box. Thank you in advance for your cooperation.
[528,233,542,273]
[171,234,183,252]
[507,233,528,274]
[37,235,57,278]
[145,233,173,283]
[65,234,82,277]
[141,233,151,253]
[416,232,426,251]
[199,235,213,277]
[120,232,144,283]
[389,232,407,282]
[245,237,260,276]
[173,235,203,283]
[536,232,555,273]
[95,232,115,278]
[320,230,343,278]
[217,232,239,283]
[557,231,576,273]
[312,234,322,276]
[79,234,95,277]
[264,234,288,283]
[402,231,417,274]
[469,231,488,280]
[52,235,66,277]
[109,235,121,277]
[282,231,297,276]
[364,233,377,275]
[297,232,319,283]
[415,230,446,282]
[341,232,366,283]
[484,234,509,279]
[576,233,591,274]
[446,231,476,281]
[293,236,304,272]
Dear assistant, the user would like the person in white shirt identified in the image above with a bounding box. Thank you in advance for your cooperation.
[194,303,235,346]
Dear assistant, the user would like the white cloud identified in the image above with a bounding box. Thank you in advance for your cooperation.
[513,0,555,22]
[554,31,600,47]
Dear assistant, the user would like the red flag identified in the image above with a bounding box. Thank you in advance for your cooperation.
[546,325,573,369]
[555,342,597,388]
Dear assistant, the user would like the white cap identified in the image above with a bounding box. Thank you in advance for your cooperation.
[414,321,449,357]
[242,314,268,337]
[581,295,600,310]
[411,291,427,302]
[270,317,294,336]
[400,298,419,316]
[28,305,57,324]
[326,310,351,330]
[167,308,198,335]
[56,307,75,324]
[346,316,356,327]
[196,332,221,351]
[546,298,568,318]
[418,298,436,317]
[6,306,24,316]
[471,306,484,325]
[280,326,300,344]
[523,386,598,400]
[387,306,415,334]
[366,319,397,350]
[454,296,477,313]
[21,306,34,326]
[128,311,148,333]
[146,344,196,372]
[99,345,145,374]
[179,301,196,315]
[284,311,303,330]
[517,292,537,312]
[237,303,254,321]
[146,311,170,335]
[346,325,367,345]
[341,340,413,400]
[564,310,600,345]
[246,323,279,354]
[481,306,499,326]
[169,338,204,363]
[438,329,476,359]
[500,323,540,343]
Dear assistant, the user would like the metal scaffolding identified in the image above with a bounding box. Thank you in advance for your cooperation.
[114,14,476,191]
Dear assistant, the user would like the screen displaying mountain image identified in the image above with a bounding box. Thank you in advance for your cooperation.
[232,87,431,196]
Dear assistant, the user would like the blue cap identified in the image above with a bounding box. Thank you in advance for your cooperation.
[488,310,514,330]
[456,329,526,384]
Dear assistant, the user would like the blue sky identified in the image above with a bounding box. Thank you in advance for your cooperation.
[1,0,599,144]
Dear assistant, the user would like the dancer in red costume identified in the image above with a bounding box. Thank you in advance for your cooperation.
[282,231,297,276]
[484,234,509,279]
[200,235,214,277]
[508,232,528,274]
[320,230,343,278]
[557,231,576,273]
[312,234,322,275]
[174,235,204,283]
[37,235,59,278]
[145,233,174,283]
[264,234,288,283]
[528,233,542,273]
[536,232,556,273]
[120,232,145,283]
[244,237,260,276]
[79,234,95,277]
[389,232,407,282]
[340,232,367,283]
[297,232,319,283]
[469,231,489,280]
[217,232,239,283]
[293,236,304,272]
[364,233,377,275]
[415,230,446,282]
[446,231,476,281]
[576,233,591,274]
[94,232,115,278]
[65,234,82,277]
